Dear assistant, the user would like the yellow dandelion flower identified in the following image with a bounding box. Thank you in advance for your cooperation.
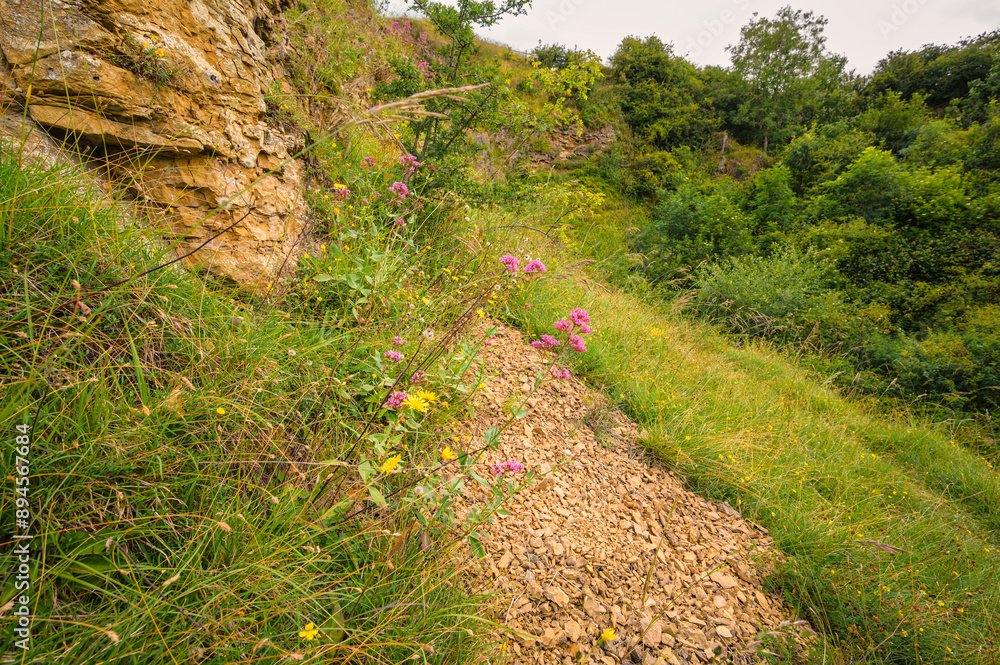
[381,454,402,473]
[599,627,617,643]
[441,446,457,461]
[476,308,485,318]
[155,48,164,57]
[404,395,430,413]
[299,622,320,640]
[216,407,226,415]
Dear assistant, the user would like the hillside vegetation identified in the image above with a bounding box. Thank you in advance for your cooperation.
[2,0,999,664]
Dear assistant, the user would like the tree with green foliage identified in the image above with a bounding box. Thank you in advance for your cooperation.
[408,0,532,82]
[727,6,850,153]
[401,0,533,169]
[610,36,719,151]
[865,30,999,114]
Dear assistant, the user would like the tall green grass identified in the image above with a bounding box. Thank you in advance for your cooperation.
[517,275,1000,664]
[0,148,505,662]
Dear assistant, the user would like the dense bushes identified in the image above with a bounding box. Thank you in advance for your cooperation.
[693,246,845,341]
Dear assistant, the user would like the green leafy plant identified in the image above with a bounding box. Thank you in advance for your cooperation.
[106,35,181,87]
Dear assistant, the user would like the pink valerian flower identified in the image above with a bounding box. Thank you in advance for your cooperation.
[389,181,409,200]
[553,319,572,333]
[551,367,571,379]
[394,217,407,228]
[361,157,376,168]
[568,334,587,353]
[330,185,351,201]
[384,391,408,409]
[385,350,404,362]
[500,254,520,272]
[569,308,591,327]
[410,370,426,384]
[530,334,560,351]
[523,259,546,274]
[490,459,526,476]
[400,153,422,173]
[393,336,405,346]
[484,339,494,346]
[576,322,593,334]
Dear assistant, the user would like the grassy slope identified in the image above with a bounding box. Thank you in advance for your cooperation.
[0,149,507,661]
[514,268,1000,663]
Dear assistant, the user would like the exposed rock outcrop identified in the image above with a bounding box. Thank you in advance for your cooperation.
[0,0,306,286]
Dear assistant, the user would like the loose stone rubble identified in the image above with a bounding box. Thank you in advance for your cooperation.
[456,322,803,664]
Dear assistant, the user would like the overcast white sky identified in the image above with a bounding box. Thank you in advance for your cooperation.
[387,0,999,75]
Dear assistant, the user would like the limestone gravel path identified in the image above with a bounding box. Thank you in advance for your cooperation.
[455,321,807,664]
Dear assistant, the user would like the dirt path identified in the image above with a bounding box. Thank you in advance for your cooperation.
[455,321,805,664]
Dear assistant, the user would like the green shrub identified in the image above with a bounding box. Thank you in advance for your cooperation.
[740,164,799,247]
[633,182,754,284]
[781,125,876,195]
[810,147,910,225]
[692,245,845,341]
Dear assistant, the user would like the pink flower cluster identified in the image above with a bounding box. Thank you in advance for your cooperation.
[393,336,405,346]
[384,391,408,409]
[530,334,559,351]
[410,370,426,384]
[385,350,404,362]
[490,459,526,476]
[361,156,376,168]
[500,254,547,275]
[389,181,409,201]
[530,308,593,371]
[387,19,428,46]
[330,186,351,202]
[523,259,546,274]
[400,154,422,173]
[394,217,407,228]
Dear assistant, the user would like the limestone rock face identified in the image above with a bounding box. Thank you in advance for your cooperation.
[0,0,305,286]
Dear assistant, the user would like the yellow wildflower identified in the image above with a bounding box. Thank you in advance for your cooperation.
[380,454,402,473]
[299,622,320,640]
[415,390,438,404]
[216,407,226,415]
[476,308,485,318]
[599,627,617,643]
[404,395,430,413]
[441,446,457,461]
[155,48,164,57]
